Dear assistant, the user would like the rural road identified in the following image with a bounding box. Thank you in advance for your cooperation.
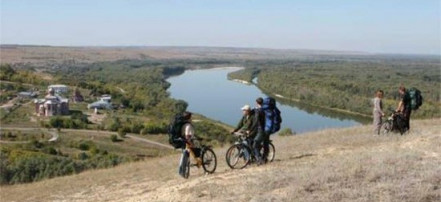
[0,127,174,149]
[0,97,18,109]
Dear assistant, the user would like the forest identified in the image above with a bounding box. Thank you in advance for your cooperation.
[229,58,441,119]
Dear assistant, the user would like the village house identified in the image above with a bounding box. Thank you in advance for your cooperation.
[48,84,68,94]
[87,95,112,110]
[34,87,69,117]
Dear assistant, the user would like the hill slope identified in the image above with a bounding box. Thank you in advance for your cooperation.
[2,119,440,202]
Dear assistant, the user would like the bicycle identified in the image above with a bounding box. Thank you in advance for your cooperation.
[179,137,217,179]
[225,132,275,169]
[380,109,407,135]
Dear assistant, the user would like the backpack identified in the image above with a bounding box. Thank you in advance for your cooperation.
[262,97,282,134]
[408,88,423,110]
[168,113,188,149]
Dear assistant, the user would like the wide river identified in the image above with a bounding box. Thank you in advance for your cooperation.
[167,67,368,134]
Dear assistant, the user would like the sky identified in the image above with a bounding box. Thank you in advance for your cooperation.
[1,0,440,55]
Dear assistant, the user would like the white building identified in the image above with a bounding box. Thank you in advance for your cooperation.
[88,95,112,110]
[48,84,68,94]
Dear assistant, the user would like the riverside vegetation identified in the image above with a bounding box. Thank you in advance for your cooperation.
[228,57,441,119]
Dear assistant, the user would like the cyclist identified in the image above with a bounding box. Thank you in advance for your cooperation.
[178,112,202,177]
[231,105,257,139]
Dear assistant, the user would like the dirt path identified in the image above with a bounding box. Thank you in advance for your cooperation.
[117,87,126,94]
[0,97,18,109]
[0,129,58,144]
[126,134,174,149]
[0,127,173,150]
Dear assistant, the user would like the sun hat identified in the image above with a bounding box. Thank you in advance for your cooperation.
[241,105,251,111]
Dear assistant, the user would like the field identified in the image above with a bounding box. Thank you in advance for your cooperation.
[1,119,440,202]
[0,45,370,67]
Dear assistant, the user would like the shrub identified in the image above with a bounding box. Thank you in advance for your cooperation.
[130,122,144,134]
[90,146,100,156]
[77,152,89,160]
[142,122,167,134]
[29,140,44,149]
[117,128,126,138]
[43,147,58,155]
[78,142,90,151]
[49,116,64,128]
[108,118,121,131]
[278,128,294,136]
[110,134,119,142]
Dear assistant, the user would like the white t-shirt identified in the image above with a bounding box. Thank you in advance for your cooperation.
[181,123,194,140]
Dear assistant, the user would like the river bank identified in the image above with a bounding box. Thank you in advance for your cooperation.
[226,70,372,120]
[168,67,362,133]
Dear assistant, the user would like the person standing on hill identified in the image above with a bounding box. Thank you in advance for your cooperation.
[373,90,385,135]
[253,97,268,165]
[396,86,412,131]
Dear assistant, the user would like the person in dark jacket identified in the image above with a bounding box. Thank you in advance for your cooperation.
[396,86,412,131]
[253,97,268,165]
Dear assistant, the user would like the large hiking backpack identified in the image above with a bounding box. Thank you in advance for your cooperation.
[168,113,188,149]
[262,97,282,134]
[408,88,423,110]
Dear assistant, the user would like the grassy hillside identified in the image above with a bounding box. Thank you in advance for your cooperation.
[0,128,175,185]
[2,119,440,202]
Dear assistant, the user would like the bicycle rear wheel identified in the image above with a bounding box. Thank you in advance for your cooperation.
[226,144,250,169]
[201,147,217,174]
[267,142,275,162]
[260,142,275,163]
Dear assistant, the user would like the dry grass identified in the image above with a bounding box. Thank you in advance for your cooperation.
[1,119,440,202]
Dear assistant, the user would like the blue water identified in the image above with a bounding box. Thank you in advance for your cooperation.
[167,67,362,133]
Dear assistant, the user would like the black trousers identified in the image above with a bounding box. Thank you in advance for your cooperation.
[403,109,411,130]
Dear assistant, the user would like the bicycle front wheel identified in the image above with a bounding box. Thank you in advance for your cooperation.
[380,121,392,135]
[180,152,190,179]
[226,144,250,169]
[201,147,217,174]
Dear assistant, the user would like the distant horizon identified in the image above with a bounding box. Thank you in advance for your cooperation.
[2,43,440,56]
[1,0,439,55]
